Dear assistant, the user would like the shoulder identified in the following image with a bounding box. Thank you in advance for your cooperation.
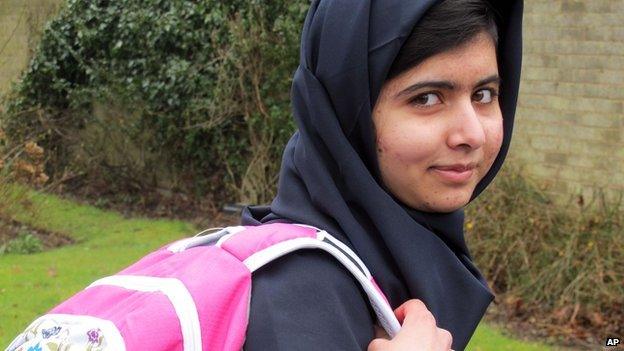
[244,249,376,350]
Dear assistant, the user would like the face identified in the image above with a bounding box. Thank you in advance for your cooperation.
[373,32,503,213]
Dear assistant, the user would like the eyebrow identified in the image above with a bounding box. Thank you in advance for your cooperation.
[394,74,502,99]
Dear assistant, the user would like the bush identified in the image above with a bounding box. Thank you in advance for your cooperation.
[0,232,43,255]
[2,0,309,204]
[466,164,623,341]
[0,128,45,222]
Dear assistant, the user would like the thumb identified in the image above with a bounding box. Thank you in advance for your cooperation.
[373,324,390,339]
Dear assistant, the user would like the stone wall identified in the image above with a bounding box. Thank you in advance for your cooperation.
[509,0,624,207]
[0,0,59,97]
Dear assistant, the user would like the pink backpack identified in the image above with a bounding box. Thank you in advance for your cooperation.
[7,223,400,351]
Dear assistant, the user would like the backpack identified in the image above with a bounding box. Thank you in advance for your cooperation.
[6,223,400,351]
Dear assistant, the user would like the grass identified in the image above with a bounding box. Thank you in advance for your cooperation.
[467,324,559,351]
[0,188,193,346]
[0,188,558,350]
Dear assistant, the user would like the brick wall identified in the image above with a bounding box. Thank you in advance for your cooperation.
[510,0,624,208]
[0,0,59,97]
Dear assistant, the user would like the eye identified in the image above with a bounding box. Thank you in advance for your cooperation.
[409,92,442,107]
[472,88,498,104]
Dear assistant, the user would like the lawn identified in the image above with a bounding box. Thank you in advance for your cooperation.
[1,189,557,350]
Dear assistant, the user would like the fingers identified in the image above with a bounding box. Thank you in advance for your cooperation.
[393,299,453,351]
[437,327,453,350]
[395,299,436,331]
[367,337,390,351]
[394,299,429,324]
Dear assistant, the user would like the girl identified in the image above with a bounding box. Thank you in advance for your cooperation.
[241,0,522,350]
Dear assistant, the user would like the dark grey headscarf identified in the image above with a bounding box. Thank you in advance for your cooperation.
[242,0,523,348]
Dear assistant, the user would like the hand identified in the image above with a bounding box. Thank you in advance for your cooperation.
[368,299,453,351]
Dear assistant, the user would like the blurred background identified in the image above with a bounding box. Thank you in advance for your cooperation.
[1,1,622,350]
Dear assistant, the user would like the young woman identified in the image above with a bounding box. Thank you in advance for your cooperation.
[241,0,522,350]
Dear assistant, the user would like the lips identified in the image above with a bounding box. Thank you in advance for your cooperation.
[430,163,477,183]
[433,163,475,172]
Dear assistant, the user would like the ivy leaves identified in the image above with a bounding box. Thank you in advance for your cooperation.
[5,0,308,203]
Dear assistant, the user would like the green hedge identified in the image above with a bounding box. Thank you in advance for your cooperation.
[3,0,309,203]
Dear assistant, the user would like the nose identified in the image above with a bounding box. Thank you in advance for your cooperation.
[446,99,486,150]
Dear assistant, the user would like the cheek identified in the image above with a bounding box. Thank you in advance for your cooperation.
[377,124,435,166]
[484,118,504,166]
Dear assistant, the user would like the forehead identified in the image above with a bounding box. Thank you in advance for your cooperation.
[386,33,499,92]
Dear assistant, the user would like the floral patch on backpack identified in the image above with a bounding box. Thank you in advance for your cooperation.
[7,315,111,351]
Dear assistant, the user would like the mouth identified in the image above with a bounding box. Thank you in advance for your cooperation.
[430,163,477,183]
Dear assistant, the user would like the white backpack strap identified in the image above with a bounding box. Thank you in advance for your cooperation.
[241,228,401,338]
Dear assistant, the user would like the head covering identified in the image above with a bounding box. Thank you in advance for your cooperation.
[242,0,523,348]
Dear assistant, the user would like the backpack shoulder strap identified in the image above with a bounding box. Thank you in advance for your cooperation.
[216,223,401,338]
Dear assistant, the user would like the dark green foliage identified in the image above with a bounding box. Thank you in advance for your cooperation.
[3,0,308,202]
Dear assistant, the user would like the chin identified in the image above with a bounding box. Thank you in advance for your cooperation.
[424,194,471,213]
[396,186,474,213]
[425,203,463,213]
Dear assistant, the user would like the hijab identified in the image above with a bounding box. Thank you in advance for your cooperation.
[241,0,523,347]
